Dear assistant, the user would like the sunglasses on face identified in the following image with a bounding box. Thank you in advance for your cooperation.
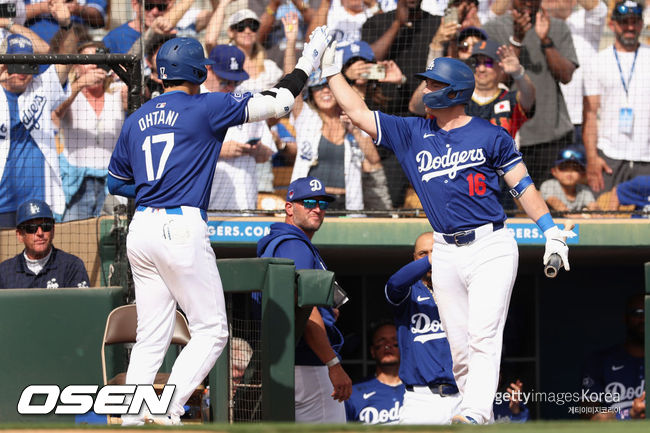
[471,56,494,68]
[231,19,260,33]
[310,83,329,93]
[143,2,168,11]
[458,41,473,53]
[301,199,329,210]
[19,222,54,234]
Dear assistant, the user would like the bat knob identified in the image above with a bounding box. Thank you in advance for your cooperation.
[544,253,562,279]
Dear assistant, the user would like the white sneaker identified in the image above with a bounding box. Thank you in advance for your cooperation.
[144,414,182,426]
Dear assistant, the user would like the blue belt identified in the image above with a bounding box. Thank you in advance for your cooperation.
[136,205,207,222]
[405,383,458,397]
[442,222,504,246]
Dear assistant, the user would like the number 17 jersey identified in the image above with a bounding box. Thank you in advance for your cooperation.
[108,90,251,210]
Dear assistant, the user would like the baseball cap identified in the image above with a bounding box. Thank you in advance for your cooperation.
[4,34,38,75]
[208,45,249,81]
[227,9,260,28]
[16,199,54,226]
[457,26,487,44]
[471,39,500,61]
[286,176,335,202]
[612,1,644,21]
[337,40,375,66]
[554,146,586,168]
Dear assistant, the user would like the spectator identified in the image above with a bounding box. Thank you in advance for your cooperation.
[0,34,68,227]
[256,176,352,422]
[102,0,176,54]
[483,0,578,184]
[25,0,105,43]
[307,0,377,44]
[581,294,645,420]
[409,39,535,139]
[0,199,89,289]
[290,73,370,211]
[202,44,276,213]
[454,26,488,59]
[345,321,405,424]
[361,0,441,207]
[544,0,607,148]
[230,337,254,398]
[53,41,127,222]
[493,377,529,422]
[384,232,461,424]
[540,145,598,213]
[0,0,27,41]
[597,175,650,215]
[256,0,314,66]
[583,0,650,195]
[338,40,398,210]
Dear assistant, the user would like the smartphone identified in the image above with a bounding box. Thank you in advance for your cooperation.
[0,3,16,18]
[443,6,458,25]
[363,64,386,81]
[246,137,261,146]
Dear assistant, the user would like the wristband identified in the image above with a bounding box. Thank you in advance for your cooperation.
[541,38,554,49]
[4,18,14,31]
[325,356,340,368]
[536,212,555,233]
[511,65,525,80]
[509,35,522,47]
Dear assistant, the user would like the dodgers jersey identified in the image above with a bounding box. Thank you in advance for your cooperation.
[385,256,456,387]
[616,175,650,215]
[374,113,522,233]
[108,90,251,210]
[581,345,645,419]
[345,377,405,424]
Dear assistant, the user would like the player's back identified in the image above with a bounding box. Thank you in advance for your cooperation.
[110,90,250,210]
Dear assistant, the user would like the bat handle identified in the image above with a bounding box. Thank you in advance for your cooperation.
[544,253,562,279]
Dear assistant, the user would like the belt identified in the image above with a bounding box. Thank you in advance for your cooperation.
[405,383,458,397]
[136,205,208,222]
[437,222,504,246]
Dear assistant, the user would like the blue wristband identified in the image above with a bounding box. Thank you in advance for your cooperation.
[536,212,555,233]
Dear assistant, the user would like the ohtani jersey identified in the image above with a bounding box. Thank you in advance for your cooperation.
[466,89,529,138]
[344,378,405,424]
[581,345,645,419]
[374,113,522,233]
[108,90,251,210]
[385,256,456,387]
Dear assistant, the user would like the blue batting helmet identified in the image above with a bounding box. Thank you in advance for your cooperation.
[415,57,475,109]
[156,37,214,85]
[16,199,54,226]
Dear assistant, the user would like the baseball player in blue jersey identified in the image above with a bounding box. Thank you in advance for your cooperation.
[345,321,405,424]
[385,232,461,423]
[321,46,576,424]
[107,29,331,425]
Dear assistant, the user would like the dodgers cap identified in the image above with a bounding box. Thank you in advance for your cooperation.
[16,199,54,226]
[208,45,249,81]
[286,176,335,202]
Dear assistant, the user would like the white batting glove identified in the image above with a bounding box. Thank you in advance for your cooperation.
[321,39,343,79]
[543,226,576,271]
[295,25,330,76]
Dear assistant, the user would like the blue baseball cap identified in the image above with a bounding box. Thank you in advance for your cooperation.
[612,1,643,21]
[208,45,250,82]
[16,199,54,226]
[555,146,586,168]
[337,40,375,66]
[286,176,335,202]
[5,34,38,75]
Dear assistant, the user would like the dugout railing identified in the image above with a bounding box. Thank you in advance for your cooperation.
[0,258,336,423]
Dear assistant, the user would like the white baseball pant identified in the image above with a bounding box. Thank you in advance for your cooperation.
[431,226,518,424]
[294,365,346,423]
[399,388,462,424]
[122,207,229,423]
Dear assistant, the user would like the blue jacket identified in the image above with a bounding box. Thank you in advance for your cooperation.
[0,247,89,289]
[257,222,343,365]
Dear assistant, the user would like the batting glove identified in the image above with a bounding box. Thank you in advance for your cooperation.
[321,39,342,79]
[295,25,330,76]
[543,226,576,271]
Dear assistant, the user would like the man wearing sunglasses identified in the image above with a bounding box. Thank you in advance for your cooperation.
[0,199,89,289]
[103,0,175,54]
[257,176,352,422]
[583,0,650,195]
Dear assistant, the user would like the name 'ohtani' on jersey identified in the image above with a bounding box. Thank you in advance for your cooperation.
[137,109,179,131]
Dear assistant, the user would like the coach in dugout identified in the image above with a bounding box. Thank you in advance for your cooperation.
[0,199,89,289]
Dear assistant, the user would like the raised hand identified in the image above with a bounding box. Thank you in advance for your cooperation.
[302,25,331,72]
[497,44,521,76]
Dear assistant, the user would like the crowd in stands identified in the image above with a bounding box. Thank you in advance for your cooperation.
[0,0,648,226]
